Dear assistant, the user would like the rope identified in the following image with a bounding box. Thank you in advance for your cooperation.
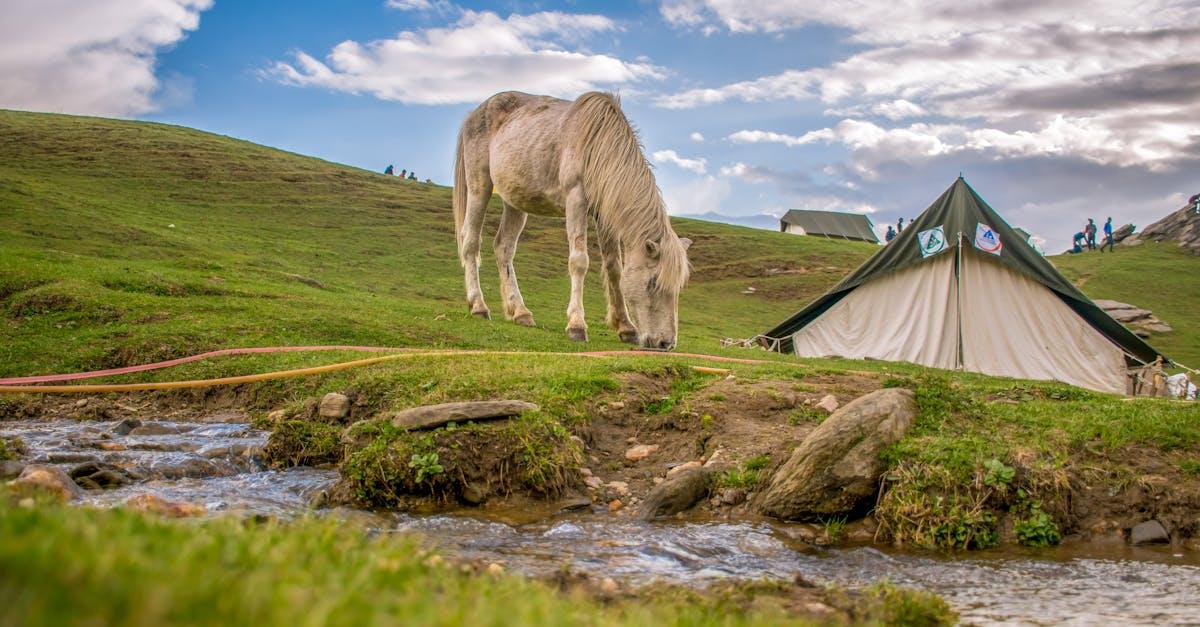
[0,348,778,395]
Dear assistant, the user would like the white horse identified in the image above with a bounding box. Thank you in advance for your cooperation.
[452,91,691,349]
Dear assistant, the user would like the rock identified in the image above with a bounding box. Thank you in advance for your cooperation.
[129,423,186,436]
[11,464,82,500]
[816,394,839,413]
[486,563,504,577]
[69,461,133,489]
[584,475,603,490]
[757,388,917,520]
[124,494,206,518]
[1123,237,1144,247]
[720,487,747,506]
[639,467,713,520]
[461,481,490,505]
[266,409,288,423]
[579,467,593,477]
[389,400,538,430]
[75,398,89,408]
[1111,223,1136,243]
[1135,201,1200,254]
[154,458,224,480]
[113,418,143,436]
[96,441,126,451]
[704,448,724,468]
[319,393,351,420]
[608,499,624,512]
[608,401,625,410]
[558,497,593,512]
[667,461,702,478]
[624,444,659,462]
[1130,520,1170,545]
[1,460,27,479]
[605,481,630,497]
[599,577,619,594]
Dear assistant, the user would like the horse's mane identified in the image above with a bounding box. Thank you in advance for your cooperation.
[568,92,689,293]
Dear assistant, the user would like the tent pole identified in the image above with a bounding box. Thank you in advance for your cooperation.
[955,231,965,370]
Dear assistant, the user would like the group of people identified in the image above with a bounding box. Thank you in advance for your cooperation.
[1071,217,1115,254]
[884,217,912,243]
[383,164,421,181]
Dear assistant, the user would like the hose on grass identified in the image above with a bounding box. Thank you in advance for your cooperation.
[0,348,768,395]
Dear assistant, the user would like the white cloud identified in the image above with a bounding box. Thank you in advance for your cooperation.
[689,131,704,142]
[728,129,827,147]
[656,1,1200,169]
[652,149,707,174]
[268,10,662,105]
[661,175,731,215]
[0,0,212,116]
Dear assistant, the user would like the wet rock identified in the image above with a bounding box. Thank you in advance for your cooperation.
[124,494,206,518]
[720,487,747,506]
[69,461,133,489]
[389,400,538,430]
[584,475,603,490]
[129,423,187,436]
[113,418,143,436]
[461,481,490,505]
[599,577,619,594]
[558,497,593,512]
[45,452,98,464]
[667,461,702,477]
[11,464,82,501]
[154,458,224,479]
[1130,520,1170,545]
[757,388,916,520]
[624,444,659,462]
[639,467,713,520]
[319,393,351,420]
[96,441,127,451]
[816,394,839,413]
[1,460,27,479]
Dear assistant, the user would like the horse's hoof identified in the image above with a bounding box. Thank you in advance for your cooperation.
[513,313,536,327]
[471,309,491,320]
[618,330,639,345]
[567,327,588,342]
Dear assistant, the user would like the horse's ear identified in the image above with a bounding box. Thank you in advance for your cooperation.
[679,237,693,251]
[645,239,660,258]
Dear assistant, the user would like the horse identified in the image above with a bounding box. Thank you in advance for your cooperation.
[452,91,692,350]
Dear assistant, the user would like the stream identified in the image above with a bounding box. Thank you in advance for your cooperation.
[5,417,1199,626]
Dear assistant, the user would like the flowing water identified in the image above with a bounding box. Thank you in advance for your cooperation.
[5,417,1200,626]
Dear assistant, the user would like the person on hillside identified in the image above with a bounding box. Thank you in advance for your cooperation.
[384,164,394,176]
[400,169,407,179]
[897,217,905,233]
[1071,231,1086,253]
[1084,218,1097,251]
[1101,217,1115,252]
[885,225,896,242]
[408,172,417,180]
[1190,193,1199,214]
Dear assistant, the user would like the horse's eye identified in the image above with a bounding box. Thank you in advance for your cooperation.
[647,277,657,292]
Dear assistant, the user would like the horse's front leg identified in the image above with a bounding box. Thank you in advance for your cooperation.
[596,221,638,344]
[564,188,589,342]
[494,203,534,326]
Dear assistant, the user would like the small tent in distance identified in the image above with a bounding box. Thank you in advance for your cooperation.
[779,209,879,244]
[759,177,1168,394]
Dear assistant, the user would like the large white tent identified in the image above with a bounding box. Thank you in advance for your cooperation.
[761,178,1167,394]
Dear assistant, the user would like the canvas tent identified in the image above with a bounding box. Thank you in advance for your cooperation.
[760,177,1168,394]
[780,209,879,243]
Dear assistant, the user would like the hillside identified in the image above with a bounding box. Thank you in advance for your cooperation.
[0,109,875,377]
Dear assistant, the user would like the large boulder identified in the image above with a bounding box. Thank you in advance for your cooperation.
[10,464,83,501]
[756,388,916,520]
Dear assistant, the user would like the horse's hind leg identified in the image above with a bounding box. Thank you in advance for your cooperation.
[460,184,492,319]
[494,203,534,326]
[564,187,589,342]
[596,220,638,344]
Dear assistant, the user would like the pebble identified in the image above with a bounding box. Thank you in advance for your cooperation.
[605,481,629,496]
[584,475,604,490]
[319,393,351,419]
[1131,520,1170,545]
[486,563,505,577]
[579,467,593,477]
[74,399,89,408]
[817,394,840,413]
[624,444,659,462]
[608,499,624,512]
[599,577,619,594]
[608,401,625,410]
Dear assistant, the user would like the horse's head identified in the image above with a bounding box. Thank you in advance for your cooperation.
[620,235,692,350]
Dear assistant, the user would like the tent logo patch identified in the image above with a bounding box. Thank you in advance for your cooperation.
[974,223,1003,255]
[917,226,948,258]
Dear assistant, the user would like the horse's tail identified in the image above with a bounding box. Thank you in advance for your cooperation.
[452,126,467,263]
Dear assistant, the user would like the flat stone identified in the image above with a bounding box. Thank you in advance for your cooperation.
[389,400,539,430]
[816,394,839,413]
[69,461,133,489]
[639,467,713,520]
[624,444,659,462]
[1130,520,1170,545]
[605,481,629,497]
[129,423,187,436]
[319,393,351,420]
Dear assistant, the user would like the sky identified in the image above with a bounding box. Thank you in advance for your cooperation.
[1,0,1197,252]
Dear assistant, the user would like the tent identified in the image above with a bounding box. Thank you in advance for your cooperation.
[779,209,879,243]
[759,177,1168,394]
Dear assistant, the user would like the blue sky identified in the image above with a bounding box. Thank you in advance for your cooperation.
[2,0,1198,251]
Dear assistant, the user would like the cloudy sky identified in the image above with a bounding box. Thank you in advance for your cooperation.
[2,0,1198,251]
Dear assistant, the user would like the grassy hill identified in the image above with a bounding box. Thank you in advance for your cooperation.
[0,109,876,377]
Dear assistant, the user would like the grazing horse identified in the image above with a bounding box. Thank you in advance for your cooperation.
[452,91,692,349]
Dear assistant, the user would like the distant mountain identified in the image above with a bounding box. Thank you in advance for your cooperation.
[676,211,780,231]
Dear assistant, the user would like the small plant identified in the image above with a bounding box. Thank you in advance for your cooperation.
[1014,503,1061,547]
[699,413,714,429]
[707,393,726,402]
[1181,459,1200,475]
[821,515,848,542]
[787,406,823,425]
[720,455,771,489]
[983,458,1014,487]
[408,451,444,484]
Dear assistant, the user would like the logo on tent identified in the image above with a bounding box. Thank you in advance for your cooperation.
[974,223,1003,255]
[917,226,947,258]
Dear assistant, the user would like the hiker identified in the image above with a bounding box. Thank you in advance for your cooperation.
[1084,218,1097,251]
[1101,217,1114,252]
[1071,231,1086,253]
[408,172,417,180]
[897,217,905,233]
[384,164,394,176]
[885,225,896,242]
[400,169,407,178]
[1190,193,1199,214]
